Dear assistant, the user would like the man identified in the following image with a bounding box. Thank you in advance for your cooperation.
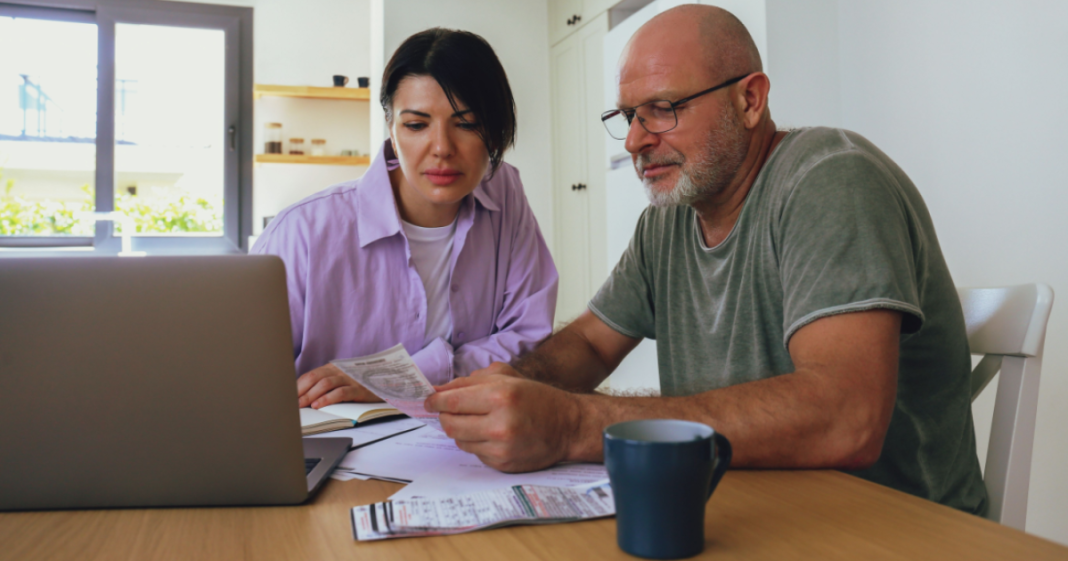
[425,4,988,514]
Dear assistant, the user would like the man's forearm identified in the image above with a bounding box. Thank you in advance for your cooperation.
[512,328,610,393]
[565,368,892,470]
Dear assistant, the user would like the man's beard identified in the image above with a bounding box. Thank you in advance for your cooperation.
[636,104,749,207]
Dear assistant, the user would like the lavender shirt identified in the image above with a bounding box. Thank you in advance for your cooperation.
[251,141,558,384]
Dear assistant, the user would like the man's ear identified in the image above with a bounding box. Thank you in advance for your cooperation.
[736,72,770,130]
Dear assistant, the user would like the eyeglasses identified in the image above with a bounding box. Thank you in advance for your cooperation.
[600,74,749,140]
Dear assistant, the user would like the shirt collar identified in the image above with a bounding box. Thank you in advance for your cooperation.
[356,141,404,248]
[356,140,501,248]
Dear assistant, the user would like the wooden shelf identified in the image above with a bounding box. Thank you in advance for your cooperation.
[253,84,371,101]
[255,154,371,166]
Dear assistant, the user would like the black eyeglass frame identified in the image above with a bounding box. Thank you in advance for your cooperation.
[600,73,750,140]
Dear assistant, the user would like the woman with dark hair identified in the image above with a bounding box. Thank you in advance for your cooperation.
[252,29,558,406]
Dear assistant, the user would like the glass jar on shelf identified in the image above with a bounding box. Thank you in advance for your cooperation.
[264,122,283,154]
[288,137,305,155]
[310,138,327,157]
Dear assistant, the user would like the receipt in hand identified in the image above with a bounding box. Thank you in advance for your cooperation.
[331,344,442,432]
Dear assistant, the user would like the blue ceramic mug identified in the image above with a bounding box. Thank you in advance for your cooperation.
[604,419,732,560]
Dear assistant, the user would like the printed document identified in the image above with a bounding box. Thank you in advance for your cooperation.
[332,344,442,431]
[351,481,615,541]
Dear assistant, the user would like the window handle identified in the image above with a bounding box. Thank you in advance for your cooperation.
[228,125,236,152]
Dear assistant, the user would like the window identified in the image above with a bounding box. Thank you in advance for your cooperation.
[0,0,252,255]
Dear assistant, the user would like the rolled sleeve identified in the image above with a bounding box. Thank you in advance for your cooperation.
[411,337,455,386]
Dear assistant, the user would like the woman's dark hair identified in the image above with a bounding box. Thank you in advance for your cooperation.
[381,28,517,175]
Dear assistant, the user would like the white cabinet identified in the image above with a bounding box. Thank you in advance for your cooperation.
[548,0,616,46]
[548,0,584,46]
[550,12,609,324]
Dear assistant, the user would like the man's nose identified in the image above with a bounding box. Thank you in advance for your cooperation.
[624,117,657,155]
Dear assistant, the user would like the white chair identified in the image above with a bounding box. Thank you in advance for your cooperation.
[959,283,1054,530]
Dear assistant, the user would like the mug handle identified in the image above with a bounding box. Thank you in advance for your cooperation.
[706,432,733,501]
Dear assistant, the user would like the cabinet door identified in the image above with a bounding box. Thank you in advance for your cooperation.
[550,29,590,323]
[580,16,608,299]
[550,14,607,325]
[548,0,584,46]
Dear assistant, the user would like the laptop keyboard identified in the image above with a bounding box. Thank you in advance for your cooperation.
[305,458,321,475]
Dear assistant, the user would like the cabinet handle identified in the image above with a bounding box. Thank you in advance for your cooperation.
[573,14,581,24]
[578,183,587,191]
[228,125,236,152]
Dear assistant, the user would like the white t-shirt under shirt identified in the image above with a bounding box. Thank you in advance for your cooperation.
[401,218,457,348]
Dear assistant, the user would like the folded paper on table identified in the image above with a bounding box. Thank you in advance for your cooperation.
[331,344,442,432]
[351,481,615,541]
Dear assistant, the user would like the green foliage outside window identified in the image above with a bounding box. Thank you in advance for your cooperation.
[1,170,222,236]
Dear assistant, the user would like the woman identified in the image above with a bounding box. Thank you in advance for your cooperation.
[252,28,557,408]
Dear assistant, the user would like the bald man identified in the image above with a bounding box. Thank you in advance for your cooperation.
[425,5,988,515]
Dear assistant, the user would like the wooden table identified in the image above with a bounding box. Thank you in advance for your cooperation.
[2,470,1065,560]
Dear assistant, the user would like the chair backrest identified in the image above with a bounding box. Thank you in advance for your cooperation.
[958,283,1054,531]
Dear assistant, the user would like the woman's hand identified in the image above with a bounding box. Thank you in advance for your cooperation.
[297,364,384,408]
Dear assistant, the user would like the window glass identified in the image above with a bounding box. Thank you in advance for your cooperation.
[113,23,225,236]
[0,16,97,237]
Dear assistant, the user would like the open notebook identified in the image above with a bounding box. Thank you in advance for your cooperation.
[299,403,405,435]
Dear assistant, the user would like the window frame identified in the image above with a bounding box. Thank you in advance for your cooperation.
[0,0,253,255]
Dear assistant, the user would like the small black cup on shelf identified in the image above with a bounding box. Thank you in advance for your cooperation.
[332,75,348,87]
[357,76,370,88]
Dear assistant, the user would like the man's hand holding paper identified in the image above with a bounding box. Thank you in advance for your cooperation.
[425,366,581,473]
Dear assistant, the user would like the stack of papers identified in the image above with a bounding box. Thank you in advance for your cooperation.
[323,344,615,540]
[351,481,614,541]
[332,426,609,491]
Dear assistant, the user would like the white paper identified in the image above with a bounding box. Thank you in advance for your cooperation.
[331,344,442,431]
[351,481,615,541]
[389,461,609,501]
[305,417,426,448]
[330,470,365,482]
[343,472,411,484]
[338,426,475,482]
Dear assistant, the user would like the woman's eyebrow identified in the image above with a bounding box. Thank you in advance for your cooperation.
[398,109,472,118]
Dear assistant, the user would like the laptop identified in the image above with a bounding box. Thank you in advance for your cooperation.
[0,255,350,510]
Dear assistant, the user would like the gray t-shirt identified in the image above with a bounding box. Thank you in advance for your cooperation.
[589,127,987,515]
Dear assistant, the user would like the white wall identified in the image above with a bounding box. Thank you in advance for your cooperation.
[382,0,555,249]
[176,0,374,235]
[251,0,373,233]
[768,0,1068,544]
